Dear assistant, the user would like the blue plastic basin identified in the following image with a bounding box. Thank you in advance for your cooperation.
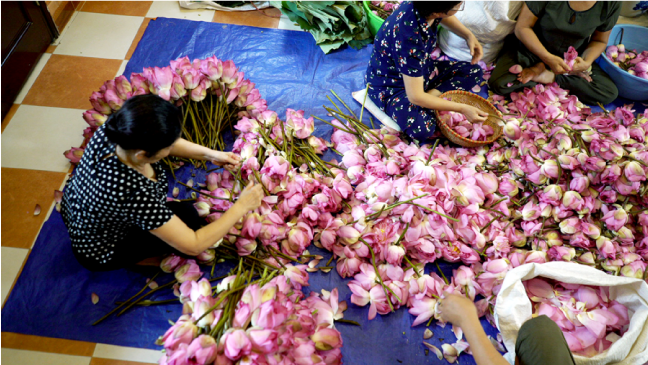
[596,24,648,101]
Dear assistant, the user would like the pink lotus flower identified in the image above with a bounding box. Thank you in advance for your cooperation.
[308,135,328,154]
[286,109,315,139]
[186,335,217,365]
[143,66,174,100]
[311,327,343,351]
[221,329,251,360]
[175,260,202,283]
[624,161,646,182]
[161,255,186,273]
[247,328,278,354]
[89,92,112,114]
[64,147,85,164]
[163,317,198,351]
[283,264,309,290]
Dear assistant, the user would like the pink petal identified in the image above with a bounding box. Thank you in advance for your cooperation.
[187,179,194,188]
[54,190,63,203]
[575,286,599,309]
[34,204,41,216]
[509,64,523,74]
[526,278,554,299]
[442,343,458,363]
[423,329,433,340]
[91,293,99,304]
[423,342,443,360]
[148,280,159,290]
[574,326,598,348]
[173,187,180,198]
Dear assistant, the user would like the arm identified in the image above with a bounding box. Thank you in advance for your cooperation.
[439,294,510,365]
[440,16,483,64]
[150,182,264,256]
[514,4,569,74]
[171,138,241,169]
[402,75,488,122]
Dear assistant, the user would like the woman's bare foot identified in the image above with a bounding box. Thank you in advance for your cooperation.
[427,89,442,97]
[532,69,556,84]
[517,62,545,84]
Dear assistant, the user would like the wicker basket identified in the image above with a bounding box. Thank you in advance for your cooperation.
[434,90,503,148]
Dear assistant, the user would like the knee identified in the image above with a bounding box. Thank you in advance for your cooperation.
[488,75,514,96]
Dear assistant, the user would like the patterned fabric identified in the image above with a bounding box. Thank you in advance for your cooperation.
[365,1,483,142]
[61,124,174,267]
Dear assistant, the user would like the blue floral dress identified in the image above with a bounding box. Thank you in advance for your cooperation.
[365,1,484,142]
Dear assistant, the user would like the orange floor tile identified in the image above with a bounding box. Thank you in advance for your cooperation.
[1,168,67,249]
[90,358,156,365]
[22,55,123,110]
[212,7,282,29]
[80,1,153,17]
[1,332,96,356]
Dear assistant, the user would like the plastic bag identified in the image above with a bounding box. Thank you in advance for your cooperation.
[351,88,401,131]
[438,1,523,63]
[495,262,648,365]
[178,1,270,12]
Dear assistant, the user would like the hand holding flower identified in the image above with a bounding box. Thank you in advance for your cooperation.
[210,151,241,170]
[570,57,590,73]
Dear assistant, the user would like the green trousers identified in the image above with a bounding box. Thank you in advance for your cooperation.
[515,315,576,365]
[489,36,618,106]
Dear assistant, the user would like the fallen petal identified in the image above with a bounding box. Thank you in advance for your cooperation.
[442,343,458,363]
[172,187,180,198]
[423,328,433,339]
[423,342,443,360]
[147,280,158,290]
[489,336,505,352]
[187,179,194,188]
[509,64,523,74]
[34,204,41,216]
[54,190,63,203]
[91,293,99,304]
[452,325,463,341]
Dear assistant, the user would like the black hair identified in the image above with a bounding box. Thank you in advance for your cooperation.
[412,1,462,18]
[104,94,182,157]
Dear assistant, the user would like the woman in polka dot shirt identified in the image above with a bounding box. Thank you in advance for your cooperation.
[61,94,264,271]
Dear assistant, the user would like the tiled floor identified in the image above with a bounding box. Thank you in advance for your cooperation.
[0,1,303,364]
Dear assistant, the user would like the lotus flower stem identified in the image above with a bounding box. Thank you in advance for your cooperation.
[178,181,230,200]
[403,255,421,278]
[335,319,361,326]
[435,262,449,285]
[92,271,161,325]
[117,278,177,317]
[359,237,399,311]
[330,89,358,120]
[411,203,459,222]
[426,139,440,166]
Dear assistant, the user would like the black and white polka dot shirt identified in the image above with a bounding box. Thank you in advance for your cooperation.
[61,124,174,265]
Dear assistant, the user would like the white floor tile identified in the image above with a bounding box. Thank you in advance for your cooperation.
[1,247,29,305]
[14,54,52,104]
[93,344,161,363]
[277,14,306,32]
[53,12,143,59]
[146,1,214,21]
[1,106,87,172]
[0,349,90,365]
[116,60,129,78]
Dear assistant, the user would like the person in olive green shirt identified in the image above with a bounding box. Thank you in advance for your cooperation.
[489,1,621,105]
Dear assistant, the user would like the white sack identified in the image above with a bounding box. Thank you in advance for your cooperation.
[179,1,270,12]
[495,262,648,365]
[438,1,523,63]
[351,89,401,132]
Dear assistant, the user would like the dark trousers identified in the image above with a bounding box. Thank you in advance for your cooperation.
[489,35,618,105]
[74,201,204,271]
[515,315,576,365]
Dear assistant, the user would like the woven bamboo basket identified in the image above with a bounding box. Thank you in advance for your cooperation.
[434,90,503,148]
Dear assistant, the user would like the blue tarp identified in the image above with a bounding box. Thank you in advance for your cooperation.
[3,17,644,365]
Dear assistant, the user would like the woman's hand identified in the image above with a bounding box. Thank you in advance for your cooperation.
[460,105,488,123]
[466,35,483,65]
[570,57,591,73]
[210,151,242,170]
[439,294,479,328]
[236,182,264,212]
[543,54,570,74]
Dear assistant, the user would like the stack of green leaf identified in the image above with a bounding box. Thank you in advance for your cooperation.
[271,1,373,54]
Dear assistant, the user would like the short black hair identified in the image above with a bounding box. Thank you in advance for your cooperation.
[104,94,182,157]
[413,1,462,18]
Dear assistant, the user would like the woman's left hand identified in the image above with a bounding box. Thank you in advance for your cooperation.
[466,35,483,65]
[210,151,241,170]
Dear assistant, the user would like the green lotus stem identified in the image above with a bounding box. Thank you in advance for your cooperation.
[480,216,499,233]
[435,262,449,285]
[117,278,178,317]
[626,155,648,168]
[331,89,358,119]
[359,85,370,125]
[252,170,270,196]
[486,197,507,210]
[403,255,421,278]
[326,95,346,119]
[335,319,361,326]
[359,238,400,311]
[92,271,161,325]
[266,246,286,270]
[269,246,302,265]
[411,203,459,222]
[426,139,439,166]
[116,298,179,306]
[312,115,358,135]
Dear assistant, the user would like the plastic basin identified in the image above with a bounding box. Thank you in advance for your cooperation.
[596,24,648,101]
[362,1,385,37]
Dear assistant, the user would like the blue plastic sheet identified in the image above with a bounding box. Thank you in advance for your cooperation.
[3,17,643,365]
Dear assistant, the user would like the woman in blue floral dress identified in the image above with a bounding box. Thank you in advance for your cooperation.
[366,1,488,142]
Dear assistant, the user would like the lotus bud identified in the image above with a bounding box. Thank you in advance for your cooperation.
[617,226,634,241]
[545,230,563,247]
[578,252,596,265]
[475,172,498,195]
[559,217,579,234]
[541,160,559,179]
[618,44,626,53]
[311,328,343,351]
[525,250,547,264]
[503,121,521,140]
[194,201,211,217]
[606,45,618,59]
[624,161,646,182]
[620,261,645,279]
[601,259,622,273]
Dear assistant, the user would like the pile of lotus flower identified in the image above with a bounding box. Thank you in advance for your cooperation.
[606,44,648,80]
[438,110,495,141]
